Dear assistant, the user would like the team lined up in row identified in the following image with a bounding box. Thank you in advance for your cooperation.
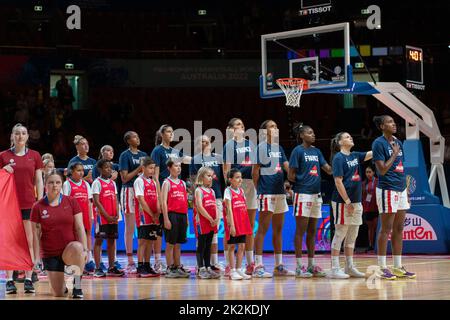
[1,115,415,298]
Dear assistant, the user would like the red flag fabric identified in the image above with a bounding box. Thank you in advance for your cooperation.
[0,169,33,270]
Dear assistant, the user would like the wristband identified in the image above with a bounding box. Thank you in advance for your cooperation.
[345,199,351,205]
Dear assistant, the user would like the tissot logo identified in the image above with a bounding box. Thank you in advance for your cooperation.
[298,5,332,16]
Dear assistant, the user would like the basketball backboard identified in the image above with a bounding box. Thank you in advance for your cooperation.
[260,22,352,98]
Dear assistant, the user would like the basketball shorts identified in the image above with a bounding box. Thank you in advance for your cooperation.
[138,224,160,241]
[241,179,257,210]
[258,194,288,214]
[164,212,188,245]
[42,256,66,272]
[376,188,410,214]
[293,193,322,218]
[120,187,136,214]
[95,224,119,239]
[331,202,363,226]
[21,209,31,220]
[363,212,378,222]
[227,235,246,244]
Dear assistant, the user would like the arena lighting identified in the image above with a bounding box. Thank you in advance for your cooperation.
[198,9,207,15]
[65,63,74,70]
[34,5,42,11]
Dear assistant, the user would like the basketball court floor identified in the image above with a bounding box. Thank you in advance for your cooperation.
[1,253,449,300]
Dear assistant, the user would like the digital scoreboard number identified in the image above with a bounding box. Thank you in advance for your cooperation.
[405,45,425,90]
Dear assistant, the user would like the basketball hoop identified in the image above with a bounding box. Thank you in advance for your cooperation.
[276,78,309,108]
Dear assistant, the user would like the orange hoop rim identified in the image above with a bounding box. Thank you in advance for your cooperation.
[276,77,309,90]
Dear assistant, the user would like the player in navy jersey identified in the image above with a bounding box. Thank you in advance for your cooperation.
[328,132,372,279]
[118,131,147,273]
[223,118,258,275]
[372,115,416,280]
[93,145,120,182]
[190,135,225,272]
[151,125,191,274]
[92,145,122,273]
[151,124,192,187]
[288,124,332,278]
[67,135,97,184]
[252,120,294,278]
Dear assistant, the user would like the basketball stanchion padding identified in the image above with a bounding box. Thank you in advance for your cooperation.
[276,78,309,107]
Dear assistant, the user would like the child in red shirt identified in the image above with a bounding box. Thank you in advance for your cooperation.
[194,167,221,279]
[92,159,124,277]
[134,157,161,278]
[223,168,252,280]
[161,158,190,278]
[63,162,94,274]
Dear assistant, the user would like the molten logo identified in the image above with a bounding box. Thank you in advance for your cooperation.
[389,213,437,241]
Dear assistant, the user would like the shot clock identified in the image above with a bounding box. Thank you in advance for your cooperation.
[405,45,425,90]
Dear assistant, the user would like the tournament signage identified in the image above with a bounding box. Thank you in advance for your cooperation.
[298,0,333,16]
[405,45,425,90]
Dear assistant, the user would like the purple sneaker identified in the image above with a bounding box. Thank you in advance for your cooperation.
[393,267,416,279]
[379,268,397,280]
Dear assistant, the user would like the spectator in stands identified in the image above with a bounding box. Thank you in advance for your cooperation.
[28,122,41,149]
[362,165,378,252]
[52,131,69,159]
[361,118,374,139]
[55,74,75,113]
[14,94,30,126]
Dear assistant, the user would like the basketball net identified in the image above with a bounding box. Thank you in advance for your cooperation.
[276,78,309,108]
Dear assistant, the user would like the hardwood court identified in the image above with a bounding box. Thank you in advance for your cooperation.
[1,254,450,300]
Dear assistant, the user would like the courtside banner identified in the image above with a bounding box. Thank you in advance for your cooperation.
[109,204,332,252]
[0,169,33,270]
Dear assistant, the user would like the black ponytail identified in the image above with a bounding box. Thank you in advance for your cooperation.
[330,132,345,163]
[292,122,311,144]
[373,115,388,131]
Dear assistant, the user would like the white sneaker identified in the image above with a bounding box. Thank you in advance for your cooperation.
[295,265,313,278]
[125,263,137,274]
[237,269,252,280]
[198,267,211,279]
[252,265,273,278]
[327,268,350,279]
[273,264,295,276]
[230,270,243,280]
[154,261,166,275]
[345,265,365,278]
[207,267,221,279]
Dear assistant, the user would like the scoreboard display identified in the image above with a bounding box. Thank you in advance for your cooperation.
[405,45,425,90]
